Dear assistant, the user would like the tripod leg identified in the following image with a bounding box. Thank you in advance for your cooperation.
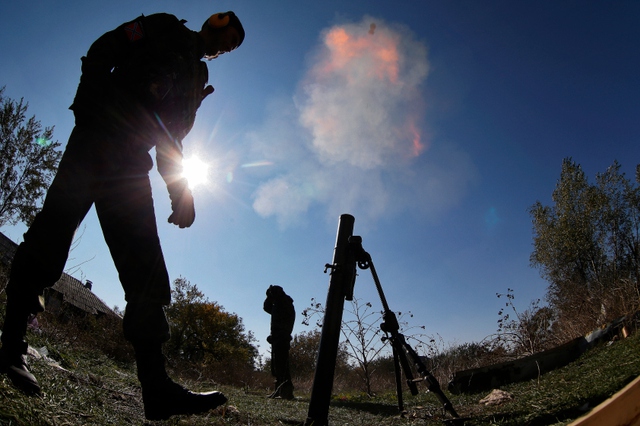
[391,346,405,414]
[394,335,419,396]
[403,341,459,418]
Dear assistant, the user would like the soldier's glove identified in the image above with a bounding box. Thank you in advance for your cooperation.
[202,85,214,101]
[167,178,195,228]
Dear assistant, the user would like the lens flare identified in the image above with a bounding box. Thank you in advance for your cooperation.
[182,156,209,189]
[35,137,51,147]
[240,160,274,168]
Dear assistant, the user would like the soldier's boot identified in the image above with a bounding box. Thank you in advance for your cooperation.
[0,302,41,396]
[268,379,282,398]
[134,342,227,421]
[280,380,295,400]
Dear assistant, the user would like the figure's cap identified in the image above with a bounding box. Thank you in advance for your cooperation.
[267,285,284,296]
[205,11,245,47]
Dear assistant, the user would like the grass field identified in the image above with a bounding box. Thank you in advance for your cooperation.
[1,328,639,425]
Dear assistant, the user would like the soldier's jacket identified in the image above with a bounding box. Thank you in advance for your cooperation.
[264,289,295,340]
[70,13,208,174]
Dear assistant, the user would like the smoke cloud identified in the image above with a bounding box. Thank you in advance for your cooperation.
[249,16,476,228]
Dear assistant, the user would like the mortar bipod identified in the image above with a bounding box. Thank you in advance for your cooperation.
[347,235,460,421]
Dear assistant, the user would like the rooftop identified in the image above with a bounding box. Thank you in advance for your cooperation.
[0,232,115,316]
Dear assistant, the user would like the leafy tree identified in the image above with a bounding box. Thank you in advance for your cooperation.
[0,86,62,226]
[164,278,258,380]
[530,158,640,339]
[286,329,350,381]
[431,341,500,377]
[288,330,323,378]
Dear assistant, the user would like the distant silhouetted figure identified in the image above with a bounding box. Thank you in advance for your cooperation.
[0,10,245,421]
[263,285,295,399]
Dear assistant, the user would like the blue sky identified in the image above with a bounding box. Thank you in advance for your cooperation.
[1,1,639,358]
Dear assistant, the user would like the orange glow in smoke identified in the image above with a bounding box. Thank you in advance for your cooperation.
[321,26,400,83]
[306,22,427,161]
[408,121,425,157]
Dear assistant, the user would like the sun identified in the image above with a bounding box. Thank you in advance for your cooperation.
[181,156,209,189]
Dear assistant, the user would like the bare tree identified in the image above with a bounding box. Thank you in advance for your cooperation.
[492,288,556,358]
[302,297,430,396]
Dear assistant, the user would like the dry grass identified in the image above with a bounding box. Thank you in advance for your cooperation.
[1,328,640,425]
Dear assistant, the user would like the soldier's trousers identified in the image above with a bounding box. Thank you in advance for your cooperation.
[3,124,171,345]
[270,336,292,384]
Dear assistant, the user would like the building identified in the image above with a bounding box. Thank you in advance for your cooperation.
[0,232,116,318]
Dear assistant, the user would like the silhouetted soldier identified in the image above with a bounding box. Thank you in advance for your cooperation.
[263,285,295,399]
[0,11,244,421]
